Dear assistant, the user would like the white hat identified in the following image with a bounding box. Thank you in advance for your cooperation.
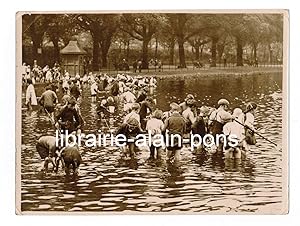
[232,108,243,119]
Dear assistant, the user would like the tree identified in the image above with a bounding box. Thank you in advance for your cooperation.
[258,14,283,63]
[44,14,77,63]
[22,14,50,64]
[224,14,283,65]
[76,14,120,70]
[114,31,134,61]
[121,14,159,69]
[165,14,210,68]
[221,14,250,66]
[157,16,176,65]
[188,36,210,61]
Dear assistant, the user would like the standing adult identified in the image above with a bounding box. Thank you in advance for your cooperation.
[25,78,37,110]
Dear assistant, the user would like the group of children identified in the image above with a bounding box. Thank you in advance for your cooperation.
[115,92,257,162]
[23,64,258,173]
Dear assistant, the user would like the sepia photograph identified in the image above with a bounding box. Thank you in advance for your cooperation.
[16,10,288,214]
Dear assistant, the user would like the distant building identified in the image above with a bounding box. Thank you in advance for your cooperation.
[60,40,87,76]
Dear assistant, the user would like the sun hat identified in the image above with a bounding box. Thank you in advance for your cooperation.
[232,108,243,119]
[217,98,230,106]
[185,94,194,101]
[170,102,181,112]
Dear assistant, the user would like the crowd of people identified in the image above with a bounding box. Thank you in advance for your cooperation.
[23,62,257,174]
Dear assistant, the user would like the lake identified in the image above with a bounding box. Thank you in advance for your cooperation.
[20,72,284,213]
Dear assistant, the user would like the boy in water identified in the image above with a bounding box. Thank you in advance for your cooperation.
[223,108,245,158]
[91,79,100,102]
[123,103,141,126]
[39,85,58,120]
[116,117,143,159]
[55,97,83,134]
[36,136,58,171]
[208,99,232,152]
[146,110,165,159]
[243,102,258,151]
[163,103,186,162]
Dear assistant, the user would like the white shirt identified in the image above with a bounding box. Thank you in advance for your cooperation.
[91,82,98,95]
[83,75,88,82]
[223,121,245,141]
[146,118,164,135]
[244,112,255,130]
[121,91,136,103]
[209,108,232,124]
[45,71,52,81]
[62,80,69,89]
[118,81,125,93]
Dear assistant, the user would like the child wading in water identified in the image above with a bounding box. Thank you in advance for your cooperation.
[223,108,245,159]
[146,110,165,160]
[243,102,258,152]
[116,117,142,159]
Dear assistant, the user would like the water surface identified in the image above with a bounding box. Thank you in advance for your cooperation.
[21,72,284,213]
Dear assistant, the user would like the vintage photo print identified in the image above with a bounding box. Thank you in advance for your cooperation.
[16,10,288,214]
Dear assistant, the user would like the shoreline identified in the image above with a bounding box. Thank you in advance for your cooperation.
[130,67,283,79]
[24,67,283,86]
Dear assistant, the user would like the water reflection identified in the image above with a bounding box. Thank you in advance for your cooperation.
[21,72,283,212]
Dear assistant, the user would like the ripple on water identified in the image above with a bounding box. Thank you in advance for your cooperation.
[21,73,284,213]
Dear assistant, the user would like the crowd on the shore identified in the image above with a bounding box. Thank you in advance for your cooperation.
[22,62,257,174]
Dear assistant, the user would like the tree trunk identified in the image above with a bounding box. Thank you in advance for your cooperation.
[169,39,175,65]
[155,38,158,59]
[253,43,257,60]
[100,41,111,68]
[217,44,225,64]
[268,44,273,64]
[178,37,186,68]
[101,49,108,68]
[28,15,40,64]
[52,37,60,63]
[236,37,243,66]
[200,45,204,60]
[142,38,150,69]
[195,45,200,61]
[126,40,130,60]
[32,38,39,63]
[92,35,100,71]
[210,36,217,67]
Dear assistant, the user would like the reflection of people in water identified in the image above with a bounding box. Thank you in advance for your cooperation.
[163,162,185,189]
[208,149,255,180]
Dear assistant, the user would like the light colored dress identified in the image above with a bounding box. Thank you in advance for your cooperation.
[25,84,37,106]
